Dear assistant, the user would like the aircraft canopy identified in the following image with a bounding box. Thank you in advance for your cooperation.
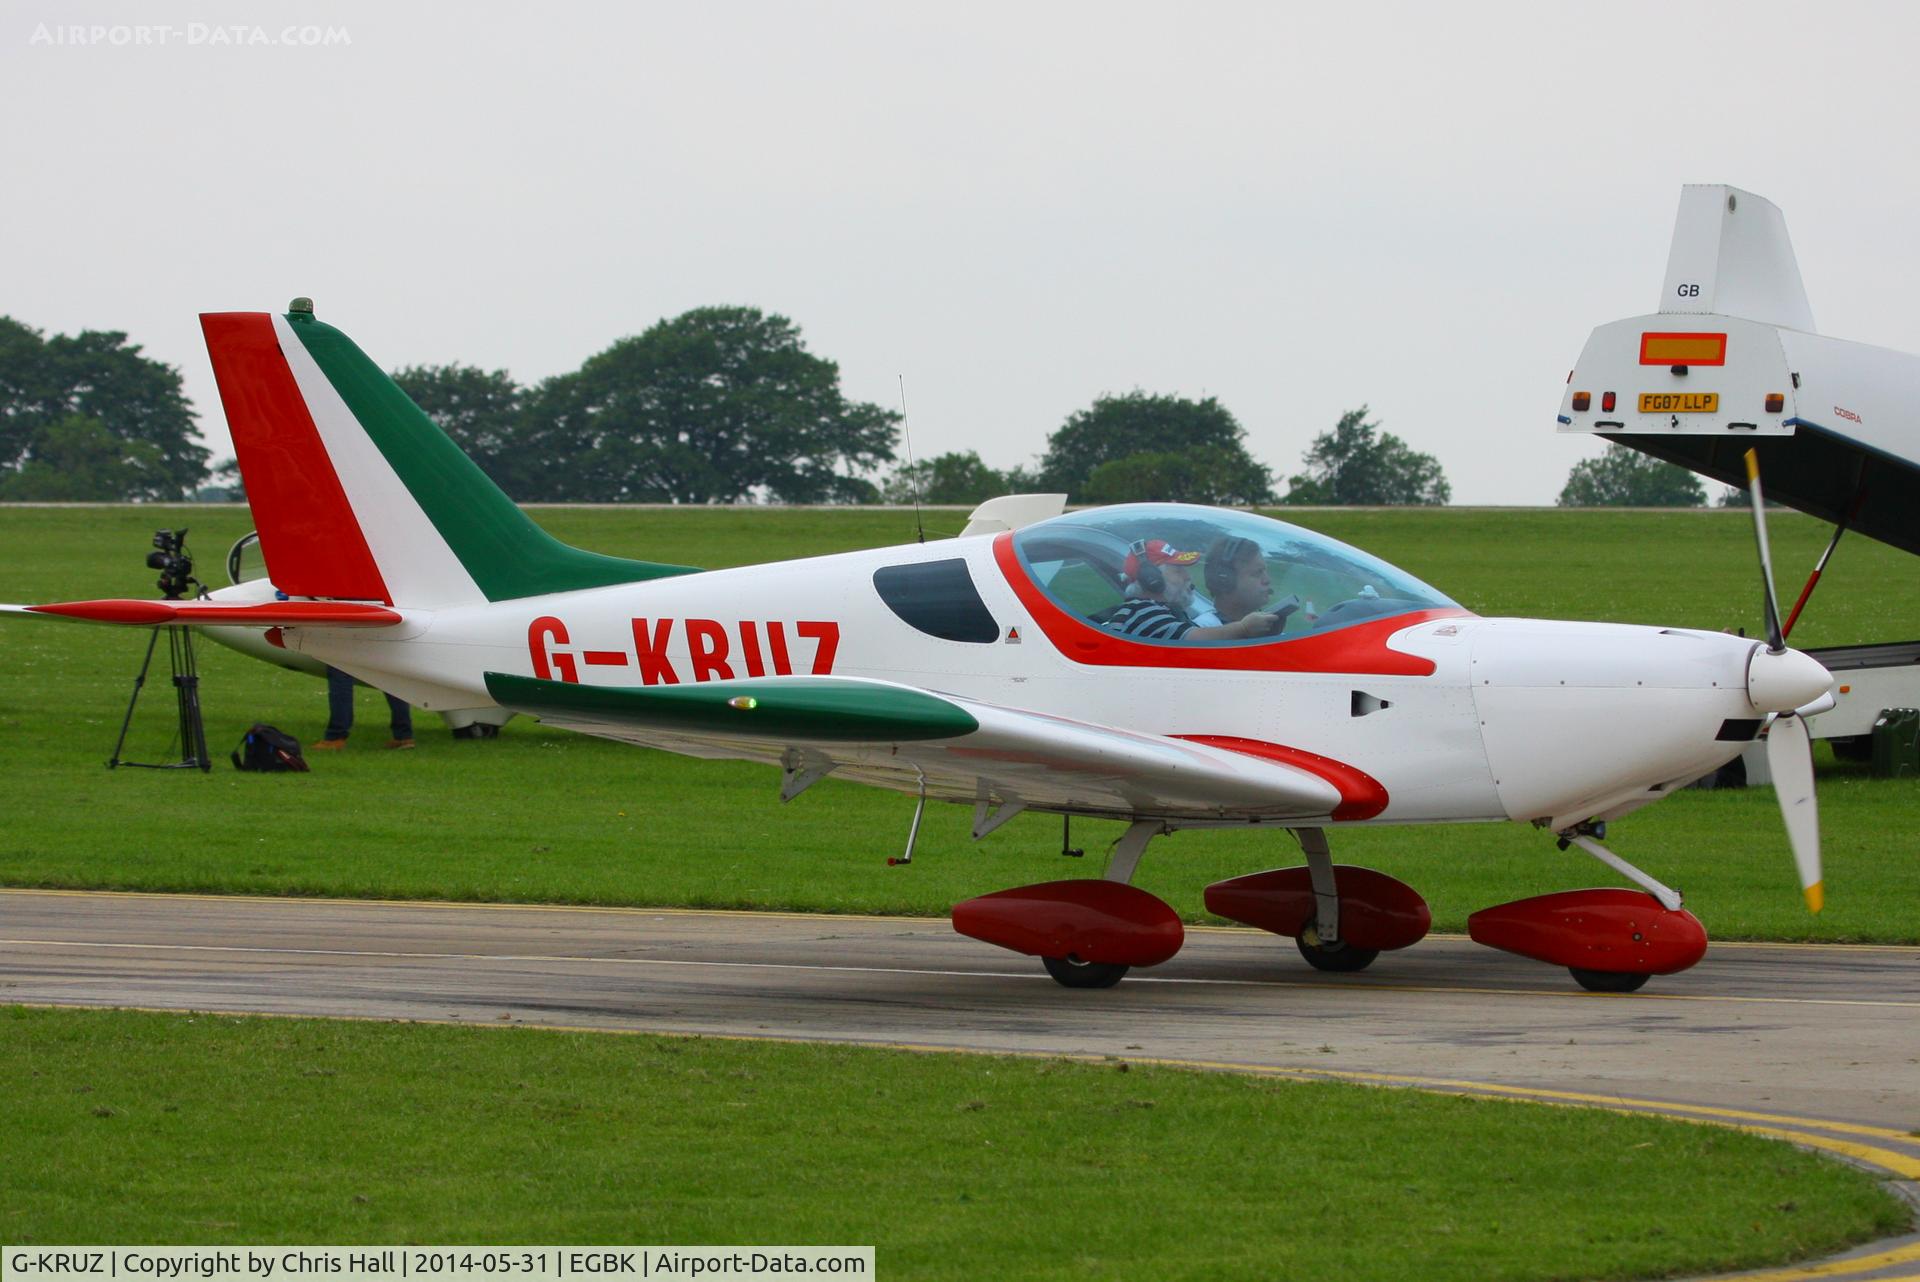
[1008,503,1457,646]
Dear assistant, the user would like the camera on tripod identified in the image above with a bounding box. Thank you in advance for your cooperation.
[146,528,200,601]
[111,527,211,771]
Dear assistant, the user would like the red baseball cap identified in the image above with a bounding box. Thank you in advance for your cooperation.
[1123,538,1200,582]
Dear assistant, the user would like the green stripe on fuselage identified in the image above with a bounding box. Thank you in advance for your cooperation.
[484,673,980,742]
[284,312,699,601]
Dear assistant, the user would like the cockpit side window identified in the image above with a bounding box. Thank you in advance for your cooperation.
[873,558,1000,643]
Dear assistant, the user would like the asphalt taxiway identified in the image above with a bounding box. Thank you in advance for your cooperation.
[3,887,1918,1278]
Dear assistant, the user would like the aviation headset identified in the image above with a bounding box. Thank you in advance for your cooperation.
[1126,540,1166,595]
[1204,536,1261,599]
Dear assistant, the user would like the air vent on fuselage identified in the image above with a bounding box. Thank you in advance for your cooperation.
[1351,691,1392,717]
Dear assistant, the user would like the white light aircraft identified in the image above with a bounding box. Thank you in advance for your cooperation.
[3,281,1834,993]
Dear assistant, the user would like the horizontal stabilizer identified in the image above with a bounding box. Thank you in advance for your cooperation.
[1,600,404,627]
[486,672,1351,821]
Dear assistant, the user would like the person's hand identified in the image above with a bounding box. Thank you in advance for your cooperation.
[1238,611,1280,637]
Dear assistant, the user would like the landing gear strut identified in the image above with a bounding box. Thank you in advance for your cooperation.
[1294,827,1378,972]
[1466,825,1707,991]
[1031,820,1164,988]
[1203,833,1431,971]
[950,820,1183,989]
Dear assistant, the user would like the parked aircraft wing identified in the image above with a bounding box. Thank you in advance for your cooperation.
[0,600,405,627]
[484,671,1348,822]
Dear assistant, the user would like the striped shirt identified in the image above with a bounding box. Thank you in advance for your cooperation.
[1106,599,1194,641]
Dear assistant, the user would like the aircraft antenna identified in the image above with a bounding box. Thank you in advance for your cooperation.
[899,375,925,544]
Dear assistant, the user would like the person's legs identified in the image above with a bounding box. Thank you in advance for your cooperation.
[385,693,413,745]
[319,666,356,744]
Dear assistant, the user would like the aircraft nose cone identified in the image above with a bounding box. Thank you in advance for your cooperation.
[1747,646,1832,714]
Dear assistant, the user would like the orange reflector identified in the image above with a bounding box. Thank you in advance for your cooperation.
[1601,391,1616,412]
[1639,332,1727,366]
[1765,392,1785,413]
[1839,684,1851,694]
[1572,392,1591,412]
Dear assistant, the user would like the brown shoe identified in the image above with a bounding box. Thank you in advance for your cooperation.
[385,738,416,750]
[310,738,348,751]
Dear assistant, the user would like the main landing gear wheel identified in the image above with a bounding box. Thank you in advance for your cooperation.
[1568,967,1651,993]
[1043,955,1130,989]
[1295,931,1380,973]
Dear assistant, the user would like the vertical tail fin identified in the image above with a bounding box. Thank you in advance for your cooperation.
[1659,185,1815,332]
[202,303,696,607]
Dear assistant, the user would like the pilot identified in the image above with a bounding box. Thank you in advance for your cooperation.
[1109,539,1279,641]
[1204,535,1304,632]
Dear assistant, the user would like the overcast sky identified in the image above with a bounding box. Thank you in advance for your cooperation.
[6,0,1918,504]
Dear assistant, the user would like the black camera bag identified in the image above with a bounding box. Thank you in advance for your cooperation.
[232,723,309,773]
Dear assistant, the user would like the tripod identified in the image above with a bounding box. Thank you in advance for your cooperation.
[109,622,211,772]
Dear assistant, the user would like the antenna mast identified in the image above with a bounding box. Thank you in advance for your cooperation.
[899,374,925,543]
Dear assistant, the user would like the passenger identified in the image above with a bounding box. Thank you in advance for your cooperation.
[1108,539,1280,641]
[1204,535,1302,631]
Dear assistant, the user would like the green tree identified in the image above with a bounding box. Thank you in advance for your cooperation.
[0,316,206,497]
[883,451,1007,504]
[197,457,245,503]
[0,414,170,500]
[391,364,526,495]
[1281,407,1450,506]
[1716,485,1781,508]
[522,307,897,503]
[1082,447,1275,506]
[1038,392,1272,503]
[1558,445,1706,507]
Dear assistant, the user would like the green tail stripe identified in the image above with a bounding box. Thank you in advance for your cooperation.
[285,312,699,601]
[484,673,980,742]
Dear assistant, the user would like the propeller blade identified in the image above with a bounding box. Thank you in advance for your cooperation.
[1764,712,1823,913]
[1744,449,1786,652]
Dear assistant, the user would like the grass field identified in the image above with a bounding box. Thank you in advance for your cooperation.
[2,504,1916,941]
[4,1005,1906,1280]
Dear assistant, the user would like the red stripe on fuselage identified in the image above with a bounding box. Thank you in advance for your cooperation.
[1171,734,1389,821]
[992,532,1458,676]
[200,313,390,603]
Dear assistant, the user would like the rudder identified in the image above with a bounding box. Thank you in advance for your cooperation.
[202,301,697,608]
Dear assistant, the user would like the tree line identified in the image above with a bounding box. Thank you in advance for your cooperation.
[391,313,1456,507]
[31,303,1772,508]
[0,316,207,500]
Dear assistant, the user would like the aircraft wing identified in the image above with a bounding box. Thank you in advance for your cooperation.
[0,600,404,627]
[483,672,1347,822]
